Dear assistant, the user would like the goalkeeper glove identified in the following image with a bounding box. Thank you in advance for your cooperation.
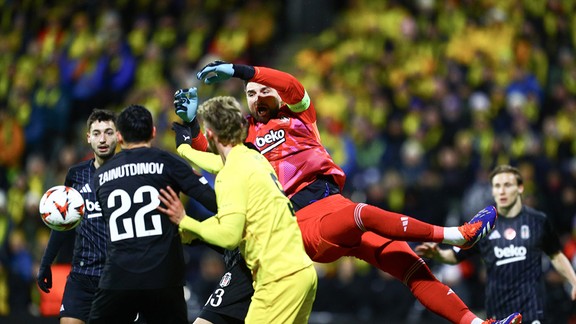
[37,264,52,293]
[172,122,193,148]
[196,60,255,84]
[174,87,198,123]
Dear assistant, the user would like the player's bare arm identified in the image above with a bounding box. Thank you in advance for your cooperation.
[549,251,576,300]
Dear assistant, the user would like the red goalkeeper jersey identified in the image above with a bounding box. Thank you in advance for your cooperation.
[244,67,346,198]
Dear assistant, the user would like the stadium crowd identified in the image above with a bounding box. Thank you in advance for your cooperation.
[0,0,576,322]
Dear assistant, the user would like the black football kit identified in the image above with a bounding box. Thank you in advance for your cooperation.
[90,147,216,323]
[455,206,562,322]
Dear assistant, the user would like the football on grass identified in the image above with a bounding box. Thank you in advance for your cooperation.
[39,185,85,231]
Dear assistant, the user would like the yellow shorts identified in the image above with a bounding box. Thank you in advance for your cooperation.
[246,264,317,324]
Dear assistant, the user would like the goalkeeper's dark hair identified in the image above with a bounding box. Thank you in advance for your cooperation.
[116,104,154,143]
[198,96,247,146]
[489,164,523,186]
[86,109,116,130]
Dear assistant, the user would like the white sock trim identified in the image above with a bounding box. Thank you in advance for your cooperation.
[354,203,367,232]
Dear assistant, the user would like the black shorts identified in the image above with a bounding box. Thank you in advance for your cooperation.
[89,286,187,324]
[197,261,254,324]
[60,272,100,321]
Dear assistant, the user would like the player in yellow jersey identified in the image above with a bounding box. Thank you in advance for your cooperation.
[157,96,317,324]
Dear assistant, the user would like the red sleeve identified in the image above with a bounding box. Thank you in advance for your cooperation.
[251,67,306,105]
[564,239,576,261]
[190,131,208,152]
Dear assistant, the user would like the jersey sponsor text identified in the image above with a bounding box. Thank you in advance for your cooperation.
[84,199,103,218]
[255,129,286,154]
[494,244,527,266]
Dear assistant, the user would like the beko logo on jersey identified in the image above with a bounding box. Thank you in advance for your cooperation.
[494,244,527,266]
[84,199,103,219]
[85,200,101,212]
[255,129,286,147]
[255,129,286,154]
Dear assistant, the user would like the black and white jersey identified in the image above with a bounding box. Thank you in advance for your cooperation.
[65,159,107,277]
[455,205,561,322]
[94,147,217,290]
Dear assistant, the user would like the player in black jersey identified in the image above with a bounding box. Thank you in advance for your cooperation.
[193,249,252,324]
[416,165,576,323]
[89,104,217,324]
[37,109,118,324]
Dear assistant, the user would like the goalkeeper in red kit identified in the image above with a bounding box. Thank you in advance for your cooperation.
[172,61,522,324]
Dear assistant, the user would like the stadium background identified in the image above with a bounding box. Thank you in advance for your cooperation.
[1,0,576,323]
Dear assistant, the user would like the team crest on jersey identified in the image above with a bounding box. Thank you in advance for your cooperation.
[520,225,530,239]
[219,272,232,287]
[504,228,516,240]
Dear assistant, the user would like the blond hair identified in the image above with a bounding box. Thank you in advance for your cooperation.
[198,96,248,146]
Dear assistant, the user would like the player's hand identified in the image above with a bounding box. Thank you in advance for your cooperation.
[157,186,186,225]
[196,60,235,84]
[414,242,440,260]
[172,122,192,148]
[37,265,52,293]
[174,87,198,123]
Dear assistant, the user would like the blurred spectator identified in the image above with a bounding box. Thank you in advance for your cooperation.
[313,258,372,319]
[98,10,137,106]
[6,173,27,227]
[399,138,427,187]
[0,107,25,190]
[127,15,152,59]
[460,168,493,224]
[0,189,11,316]
[7,229,34,317]
[150,14,178,55]
[36,9,66,62]
[31,63,72,161]
[208,12,249,62]
[58,12,107,127]
[435,145,470,206]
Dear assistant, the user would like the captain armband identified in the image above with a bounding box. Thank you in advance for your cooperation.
[287,90,311,113]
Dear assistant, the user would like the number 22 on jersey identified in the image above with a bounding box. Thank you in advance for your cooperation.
[106,186,163,242]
